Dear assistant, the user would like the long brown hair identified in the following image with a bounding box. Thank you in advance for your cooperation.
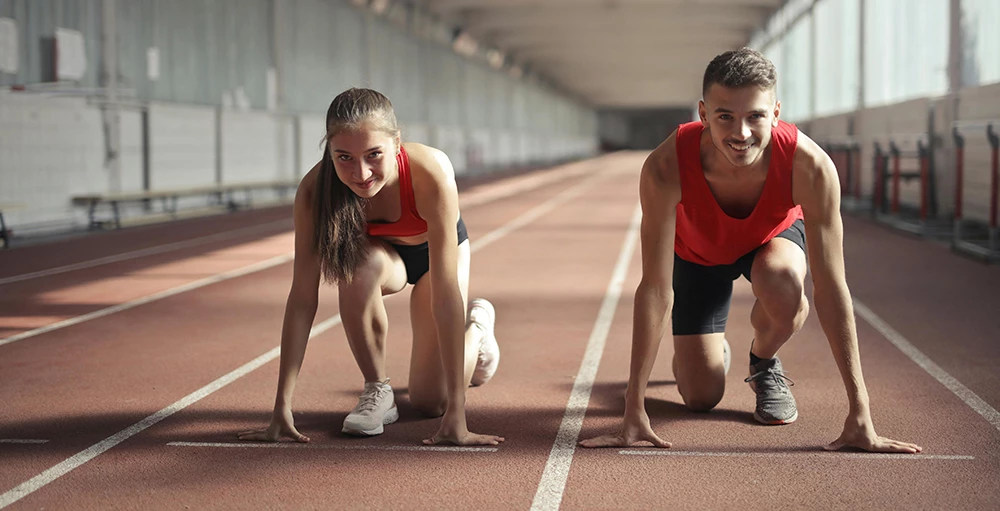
[313,88,399,284]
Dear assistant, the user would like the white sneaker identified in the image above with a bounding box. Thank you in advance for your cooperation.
[723,338,731,376]
[342,379,399,436]
[468,298,499,387]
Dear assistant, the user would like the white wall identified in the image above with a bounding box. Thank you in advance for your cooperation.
[119,109,145,194]
[148,102,216,190]
[219,110,296,185]
[298,115,326,174]
[0,93,104,228]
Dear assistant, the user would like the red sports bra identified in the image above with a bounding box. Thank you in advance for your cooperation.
[366,147,429,238]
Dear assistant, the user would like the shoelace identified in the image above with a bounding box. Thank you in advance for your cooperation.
[356,386,386,412]
[744,369,795,388]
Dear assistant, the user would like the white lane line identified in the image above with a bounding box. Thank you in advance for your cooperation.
[471,170,612,253]
[531,203,642,511]
[619,450,974,460]
[0,220,291,286]
[0,253,295,348]
[0,313,341,509]
[0,172,616,509]
[167,441,498,453]
[460,162,597,208]
[0,439,49,444]
[853,300,1000,434]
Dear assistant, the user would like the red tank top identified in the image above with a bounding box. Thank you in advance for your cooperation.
[366,147,429,238]
[674,120,803,266]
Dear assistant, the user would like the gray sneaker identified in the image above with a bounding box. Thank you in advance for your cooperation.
[342,379,399,436]
[744,357,797,425]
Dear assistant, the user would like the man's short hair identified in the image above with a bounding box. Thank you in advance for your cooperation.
[702,48,777,96]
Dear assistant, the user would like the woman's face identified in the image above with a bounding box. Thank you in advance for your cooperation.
[329,123,399,199]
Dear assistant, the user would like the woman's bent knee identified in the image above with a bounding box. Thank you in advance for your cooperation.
[410,395,447,418]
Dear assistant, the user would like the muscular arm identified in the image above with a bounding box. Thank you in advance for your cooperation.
[793,133,920,453]
[626,140,682,415]
[793,137,868,411]
[580,133,681,448]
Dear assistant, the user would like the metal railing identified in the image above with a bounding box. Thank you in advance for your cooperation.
[952,120,1000,261]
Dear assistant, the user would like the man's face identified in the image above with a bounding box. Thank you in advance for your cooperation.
[698,84,781,168]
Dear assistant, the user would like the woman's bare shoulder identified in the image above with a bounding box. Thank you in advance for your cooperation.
[402,142,455,184]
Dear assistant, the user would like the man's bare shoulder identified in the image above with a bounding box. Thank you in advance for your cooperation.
[643,129,680,185]
[792,130,837,186]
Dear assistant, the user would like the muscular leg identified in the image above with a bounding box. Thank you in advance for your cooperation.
[670,253,735,412]
[673,334,727,411]
[748,237,809,359]
[407,240,483,417]
[338,240,409,383]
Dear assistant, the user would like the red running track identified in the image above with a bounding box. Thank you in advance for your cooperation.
[1,152,998,510]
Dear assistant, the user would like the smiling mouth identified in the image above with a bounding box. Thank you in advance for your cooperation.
[356,178,376,189]
[727,141,754,152]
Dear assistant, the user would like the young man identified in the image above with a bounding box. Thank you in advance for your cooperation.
[580,48,921,453]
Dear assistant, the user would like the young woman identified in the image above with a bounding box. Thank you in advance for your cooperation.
[239,88,503,446]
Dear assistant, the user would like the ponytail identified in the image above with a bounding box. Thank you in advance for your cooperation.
[313,145,368,284]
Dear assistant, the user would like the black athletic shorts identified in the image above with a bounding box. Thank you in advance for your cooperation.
[671,219,806,336]
[388,217,469,285]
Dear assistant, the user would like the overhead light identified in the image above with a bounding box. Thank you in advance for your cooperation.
[452,29,478,57]
[370,0,390,15]
[487,49,505,70]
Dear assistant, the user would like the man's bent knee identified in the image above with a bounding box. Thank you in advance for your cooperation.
[678,382,725,412]
[755,266,804,306]
[681,390,724,412]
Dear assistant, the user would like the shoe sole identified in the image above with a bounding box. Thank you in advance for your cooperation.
[470,299,495,329]
[469,299,498,387]
[753,409,798,425]
[722,338,731,376]
[470,342,498,386]
[341,405,400,436]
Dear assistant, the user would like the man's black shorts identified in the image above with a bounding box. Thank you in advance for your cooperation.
[671,219,806,336]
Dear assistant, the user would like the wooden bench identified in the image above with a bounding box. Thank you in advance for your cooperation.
[0,202,25,248]
[72,180,300,230]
